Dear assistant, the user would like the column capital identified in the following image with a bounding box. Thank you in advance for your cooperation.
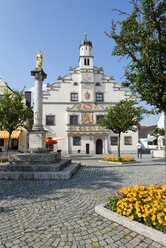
[31,68,47,81]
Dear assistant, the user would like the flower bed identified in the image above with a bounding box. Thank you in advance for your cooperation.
[0,156,8,163]
[105,185,166,233]
[104,156,135,162]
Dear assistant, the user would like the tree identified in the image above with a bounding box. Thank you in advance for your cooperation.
[150,127,165,138]
[150,127,165,148]
[0,87,33,154]
[105,0,166,155]
[99,100,145,157]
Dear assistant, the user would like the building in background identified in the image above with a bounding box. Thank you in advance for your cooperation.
[139,125,157,149]
[157,113,165,148]
[43,35,138,154]
[139,113,165,151]
[0,79,31,151]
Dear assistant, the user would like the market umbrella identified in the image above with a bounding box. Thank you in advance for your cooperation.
[46,138,57,145]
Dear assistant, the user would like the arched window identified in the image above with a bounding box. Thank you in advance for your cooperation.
[87,59,89,65]
[84,58,86,65]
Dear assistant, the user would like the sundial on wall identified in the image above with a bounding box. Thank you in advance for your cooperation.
[83,73,92,82]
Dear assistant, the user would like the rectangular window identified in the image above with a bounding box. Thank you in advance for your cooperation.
[46,115,55,126]
[70,115,78,125]
[0,139,4,146]
[96,115,104,124]
[96,93,103,101]
[124,136,132,145]
[111,137,118,146]
[73,136,81,146]
[71,93,78,101]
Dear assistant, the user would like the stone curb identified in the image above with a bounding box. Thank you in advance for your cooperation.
[101,160,140,165]
[95,203,166,246]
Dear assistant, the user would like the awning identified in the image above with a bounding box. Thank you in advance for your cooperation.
[0,130,22,139]
[144,137,157,142]
[52,137,64,141]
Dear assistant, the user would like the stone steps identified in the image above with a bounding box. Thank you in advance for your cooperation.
[0,162,81,180]
[0,159,71,172]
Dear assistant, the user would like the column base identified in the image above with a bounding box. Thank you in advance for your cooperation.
[29,130,47,153]
[32,125,44,131]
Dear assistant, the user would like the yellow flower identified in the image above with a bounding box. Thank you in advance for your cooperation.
[151,215,156,221]
[129,216,134,220]
[159,219,163,225]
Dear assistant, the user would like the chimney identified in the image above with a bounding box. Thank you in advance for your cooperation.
[25,91,31,107]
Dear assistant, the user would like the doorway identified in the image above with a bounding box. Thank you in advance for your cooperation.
[11,139,19,150]
[96,139,103,154]
[86,144,89,154]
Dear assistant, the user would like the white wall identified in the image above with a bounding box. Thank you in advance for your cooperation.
[157,113,164,128]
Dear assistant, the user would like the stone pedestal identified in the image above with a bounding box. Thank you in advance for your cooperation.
[29,130,47,153]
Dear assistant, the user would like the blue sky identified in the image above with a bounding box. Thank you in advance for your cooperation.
[0,0,161,125]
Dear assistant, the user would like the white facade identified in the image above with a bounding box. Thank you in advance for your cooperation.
[157,112,164,129]
[157,113,165,148]
[42,36,138,154]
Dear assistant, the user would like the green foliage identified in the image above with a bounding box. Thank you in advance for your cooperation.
[99,99,145,156]
[105,189,124,212]
[150,127,165,138]
[0,86,33,152]
[106,0,166,156]
[99,100,145,133]
[106,0,166,112]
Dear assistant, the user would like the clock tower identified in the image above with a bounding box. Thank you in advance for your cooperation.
[79,33,94,102]
[79,33,93,69]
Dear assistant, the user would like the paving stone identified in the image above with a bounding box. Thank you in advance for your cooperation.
[0,155,165,248]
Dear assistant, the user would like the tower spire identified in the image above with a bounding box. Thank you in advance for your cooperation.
[84,32,87,40]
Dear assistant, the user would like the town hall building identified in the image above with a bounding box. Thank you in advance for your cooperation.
[42,35,138,154]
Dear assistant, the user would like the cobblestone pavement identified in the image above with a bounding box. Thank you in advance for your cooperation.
[0,154,166,248]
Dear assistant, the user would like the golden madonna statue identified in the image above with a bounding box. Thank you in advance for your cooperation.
[36,50,43,68]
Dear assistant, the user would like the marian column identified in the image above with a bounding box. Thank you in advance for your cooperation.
[29,51,47,152]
